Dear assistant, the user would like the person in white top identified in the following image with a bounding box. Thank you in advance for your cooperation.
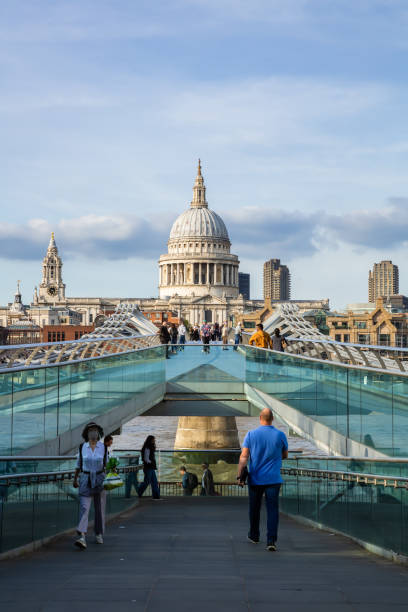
[234,322,242,351]
[221,322,229,350]
[73,422,107,549]
[178,323,186,351]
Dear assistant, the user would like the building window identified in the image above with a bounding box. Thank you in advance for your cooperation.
[335,334,341,342]
[343,334,350,342]
[89,314,93,323]
[358,334,370,344]
[354,321,367,329]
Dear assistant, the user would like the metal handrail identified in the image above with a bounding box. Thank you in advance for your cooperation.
[159,468,408,489]
[280,466,408,488]
[241,331,408,354]
[0,334,161,372]
[3,453,407,463]
[0,334,157,351]
[0,464,142,485]
[239,333,408,376]
[0,453,140,461]
[1,463,406,488]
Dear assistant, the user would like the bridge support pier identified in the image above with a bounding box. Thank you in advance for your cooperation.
[174,416,240,449]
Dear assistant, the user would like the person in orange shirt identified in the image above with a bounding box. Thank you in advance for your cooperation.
[249,323,273,349]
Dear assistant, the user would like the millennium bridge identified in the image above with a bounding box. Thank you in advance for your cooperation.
[1,304,408,610]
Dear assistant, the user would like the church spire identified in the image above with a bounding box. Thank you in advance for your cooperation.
[48,231,57,251]
[191,159,207,208]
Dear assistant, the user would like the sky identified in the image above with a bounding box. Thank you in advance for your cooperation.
[1,0,408,308]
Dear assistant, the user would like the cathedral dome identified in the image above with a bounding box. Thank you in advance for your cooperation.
[169,207,229,241]
[169,159,229,242]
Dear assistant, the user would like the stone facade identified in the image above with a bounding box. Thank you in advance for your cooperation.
[327,298,408,347]
[159,160,239,303]
[36,233,66,304]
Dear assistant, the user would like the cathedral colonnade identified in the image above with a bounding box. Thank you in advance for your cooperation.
[159,262,239,287]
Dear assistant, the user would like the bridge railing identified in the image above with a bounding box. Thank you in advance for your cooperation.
[0,463,142,557]
[2,339,408,457]
[0,334,160,370]
[1,452,408,561]
[0,344,166,455]
[241,330,408,373]
[238,341,408,457]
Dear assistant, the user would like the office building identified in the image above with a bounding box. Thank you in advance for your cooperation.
[238,273,250,300]
[263,259,291,300]
[368,260,399,302]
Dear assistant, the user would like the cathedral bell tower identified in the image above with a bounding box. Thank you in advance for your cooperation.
[38,233,66,303]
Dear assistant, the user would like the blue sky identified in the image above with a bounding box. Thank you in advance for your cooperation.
[1,0,408,308]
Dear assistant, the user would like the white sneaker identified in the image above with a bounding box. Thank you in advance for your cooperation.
[95,534,104,544]
[74,535,87,549]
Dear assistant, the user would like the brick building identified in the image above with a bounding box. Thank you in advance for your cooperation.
[42,325,94,343]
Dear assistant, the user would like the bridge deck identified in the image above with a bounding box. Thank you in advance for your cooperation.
[2,497,408,611]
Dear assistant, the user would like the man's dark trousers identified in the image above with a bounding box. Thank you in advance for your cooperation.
[248,483,281,543]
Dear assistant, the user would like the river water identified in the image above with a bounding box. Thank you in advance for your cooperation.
[112,415,325,483]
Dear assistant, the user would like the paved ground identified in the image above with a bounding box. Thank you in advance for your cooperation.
[1,497,408,611]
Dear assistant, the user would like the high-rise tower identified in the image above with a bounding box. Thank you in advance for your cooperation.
[263,259,291,300]
[368,260,399,302]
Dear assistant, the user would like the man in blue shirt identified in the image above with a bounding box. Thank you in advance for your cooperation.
[238,408,288,551]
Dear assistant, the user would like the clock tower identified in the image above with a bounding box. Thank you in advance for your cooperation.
[37,232,66,303]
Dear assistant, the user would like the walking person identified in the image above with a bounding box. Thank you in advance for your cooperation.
[237,408,288,551]
[214,322,220,342]
[234,322,242,351]
[170,322,178,354]
[159,322,171,359]
[221,322,229,350]
[178,321,186,350]
[179,466,198,496]
[137,435,161,500]
[272,327,287,352]
[73,422,107,549]
[124,454,140,498]
[249,322,273,380]
[104,434,114,457]
[192,326,200,342]
[248,323,273,349]
[200,462,216,496]
[101,433,114,521]
[201,322,211,353]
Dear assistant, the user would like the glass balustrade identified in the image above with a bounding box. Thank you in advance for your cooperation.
[0,347,166,454]
[0,469,140,554]
[1,341,408,456]
[2,453,408,558]
[242,345,408,457]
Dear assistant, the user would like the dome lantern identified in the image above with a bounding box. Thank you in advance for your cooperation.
[191,158,207,209]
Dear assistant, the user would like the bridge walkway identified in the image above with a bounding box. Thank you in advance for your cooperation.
[1,497,408,611]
